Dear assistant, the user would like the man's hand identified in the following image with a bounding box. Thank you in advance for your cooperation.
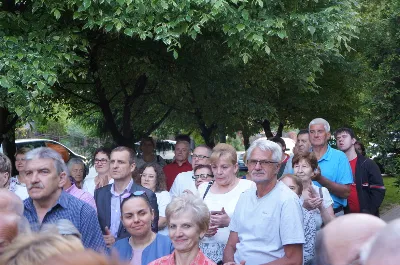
[210,208,230,228]
[103,226,115,247]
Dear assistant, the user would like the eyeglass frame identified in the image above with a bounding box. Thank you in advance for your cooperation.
[192,154,210,159]
[246,159,279,168]
[192,174,214,180]
[94,158,109,164]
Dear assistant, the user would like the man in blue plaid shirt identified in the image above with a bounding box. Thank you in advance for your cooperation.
[23,147,105,252]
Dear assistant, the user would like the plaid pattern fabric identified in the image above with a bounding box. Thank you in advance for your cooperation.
[23,191,106,252]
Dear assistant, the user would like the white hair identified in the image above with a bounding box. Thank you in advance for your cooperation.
[309,118,331,132]
[25,147,67,175]
[246,138,282,163]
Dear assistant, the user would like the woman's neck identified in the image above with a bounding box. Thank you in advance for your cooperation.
[142,153,155,162]
[174,248,199,265]
[129,231,156,249]
[17,173,26,184]
[302,179,312,190]
[214,177,239,193]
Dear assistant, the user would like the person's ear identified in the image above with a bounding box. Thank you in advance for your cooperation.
[351,138,356,145]
[130,162,136,173]
[59,171,67,188]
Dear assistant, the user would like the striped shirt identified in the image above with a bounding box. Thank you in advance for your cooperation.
[148,249,217,265]
[23,191,106,252]
[65,184,97,211]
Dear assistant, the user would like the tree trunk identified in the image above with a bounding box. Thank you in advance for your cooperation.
[218,125,226,143]
[276,121,285,137]
[2,131,17,175]
[261,119,274,138]
[242,129,251,150]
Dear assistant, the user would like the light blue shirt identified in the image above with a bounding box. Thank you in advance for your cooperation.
[110,180,133,238]
[313,145,353,208]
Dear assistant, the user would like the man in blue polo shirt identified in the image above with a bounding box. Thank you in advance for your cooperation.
[308,118,352,215]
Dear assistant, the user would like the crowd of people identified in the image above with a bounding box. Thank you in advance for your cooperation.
[0,117,394,265]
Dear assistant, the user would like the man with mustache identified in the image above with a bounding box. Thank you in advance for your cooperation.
[22,147,105,252]
[224,138,304,265]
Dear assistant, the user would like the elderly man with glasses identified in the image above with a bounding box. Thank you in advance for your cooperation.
[224,138,304,265]
[169,145,212,197]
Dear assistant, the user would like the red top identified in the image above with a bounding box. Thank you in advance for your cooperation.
[148,249,217,265]
[163,160,192,190]
[348,157,360,213]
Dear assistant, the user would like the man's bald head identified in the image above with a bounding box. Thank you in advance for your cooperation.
[0,188,24,216]
[0,213,20,254]
[315,213,386,265]
[362,219,400,265]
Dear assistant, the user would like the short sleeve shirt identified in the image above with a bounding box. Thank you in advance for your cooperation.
[229,182,305,264]
[313,145,353,208]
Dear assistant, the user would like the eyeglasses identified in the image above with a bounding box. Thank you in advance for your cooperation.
[140,174,156,179]
[15,158,26,162]
[94,158,109,164]
[192,154,210,160]
[121,190,149,201]
[247,159,279,168]
[192,174,214,180]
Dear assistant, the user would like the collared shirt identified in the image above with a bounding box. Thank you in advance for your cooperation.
[313,145,353,208]
[110,179,133,238]
[163,160,192,191]
[169,170,199,197]
[23,191,106,252]
[65,184,97,211]
[148,249,217,265]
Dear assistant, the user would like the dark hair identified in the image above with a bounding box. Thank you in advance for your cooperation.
[193,164,213,175]
[133,163,167,192]
[175,134,191,144]
[120,193,152,214]
[93,147,111,161]
[297,129,309,137]
[269,137,286,150]
[140,137,155,148]
[111,146,136,165]
[355,141,366,156]
[292,152,318,171]
[334,127,356,139]
[15,147,32,156]
[279,174,304,196]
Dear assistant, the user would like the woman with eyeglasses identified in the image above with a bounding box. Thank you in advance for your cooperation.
[193,165,214,189]
[134,163,171,235]
[113,192,173,264]
[197,143,255,263]
[83,147,113,196]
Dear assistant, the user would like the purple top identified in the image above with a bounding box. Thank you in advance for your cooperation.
[110,179,133,238]
[65,184,97,211]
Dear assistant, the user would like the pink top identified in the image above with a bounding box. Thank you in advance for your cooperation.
[65,184,97,211]
[148,249,216,265]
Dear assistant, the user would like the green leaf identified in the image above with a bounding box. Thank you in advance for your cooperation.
[124,28,134,37]
[83,0,91,9]
[37,81,46,90]
[0,77,11,88]
[173,50,178,59]
[236,24,245,32]
[308,26,316,36]
[53,9,61,20]
[264,45,271,55]
[277,30,287,39]
[242,54,249,64]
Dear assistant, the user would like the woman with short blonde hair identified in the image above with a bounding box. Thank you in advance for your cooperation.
[149,194,216,265]
[198,143,255,263]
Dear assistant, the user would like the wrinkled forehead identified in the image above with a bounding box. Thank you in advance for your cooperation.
[25,158,56,170]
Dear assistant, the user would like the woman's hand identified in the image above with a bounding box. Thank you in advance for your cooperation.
[210,208,231,228]
[205,224,218,237]
[303,197,323,211]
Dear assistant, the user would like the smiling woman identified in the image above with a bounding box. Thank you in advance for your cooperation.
[112,194,173,265]
[149,194,216,265]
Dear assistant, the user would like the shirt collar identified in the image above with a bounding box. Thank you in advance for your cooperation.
[110,179,133,197]
[65,184,77,193]
[25,190,69,212]
[172,160,191,167]
[319,145,332,162]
